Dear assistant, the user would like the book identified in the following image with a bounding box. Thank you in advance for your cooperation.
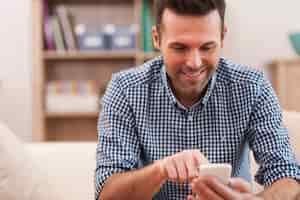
[55,5,77,50]
[47,80,97,96]
[51,15,66,51]
[46,80,98,113]
[43,0,55,50]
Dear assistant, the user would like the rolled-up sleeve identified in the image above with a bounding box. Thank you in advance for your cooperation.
[247,75,300,186]
[95,75,140,200]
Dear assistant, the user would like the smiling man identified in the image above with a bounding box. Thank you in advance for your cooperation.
[95,0,300,200]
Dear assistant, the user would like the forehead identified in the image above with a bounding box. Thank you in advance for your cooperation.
[161,9,222,43]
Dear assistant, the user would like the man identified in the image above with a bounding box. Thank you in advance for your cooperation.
[95,0,300,199]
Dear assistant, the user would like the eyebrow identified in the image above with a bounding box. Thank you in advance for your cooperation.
[202,41,217,46]
[169,42,185,46]
[169,41,216,47]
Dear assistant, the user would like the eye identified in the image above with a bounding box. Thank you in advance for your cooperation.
[172,44,187,52]
[201,45,216,52]
[201,46,212,51]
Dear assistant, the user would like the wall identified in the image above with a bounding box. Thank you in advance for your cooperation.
[0,1,300,140]
[223,1,300,68]
[0,1,32,141]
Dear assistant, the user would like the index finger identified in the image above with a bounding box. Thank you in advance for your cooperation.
[192,150,209,166]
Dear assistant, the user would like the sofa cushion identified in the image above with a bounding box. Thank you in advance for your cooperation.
[0,123,57,200]
[25,142,96,200]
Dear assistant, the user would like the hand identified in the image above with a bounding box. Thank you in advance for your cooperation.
[158,150,209,183]
[187,176,263,200]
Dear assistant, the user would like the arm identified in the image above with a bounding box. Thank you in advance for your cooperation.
[246,74,300,191]
[95,75,148,199]
[258,178,300,200]
[99,161,165,200]
[189,176,299,200]
[98,149,208,200]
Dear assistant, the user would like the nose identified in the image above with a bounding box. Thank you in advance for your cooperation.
[186,50,202,69]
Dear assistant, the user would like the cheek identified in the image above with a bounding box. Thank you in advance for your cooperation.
[205,53,221,67]
[164,50,184,62]
[164,54,185,71]
[167,58,184,67]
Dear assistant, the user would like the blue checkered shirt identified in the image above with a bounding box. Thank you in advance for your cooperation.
[95,56,300,200]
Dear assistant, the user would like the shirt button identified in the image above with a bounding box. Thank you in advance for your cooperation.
[187,115,193,121]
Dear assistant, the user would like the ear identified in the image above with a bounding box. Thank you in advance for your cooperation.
[152,25,160,50]
[221,25,228,48]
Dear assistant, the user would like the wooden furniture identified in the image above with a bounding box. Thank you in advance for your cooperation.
[268,58,300,112]
[32,0,158,141]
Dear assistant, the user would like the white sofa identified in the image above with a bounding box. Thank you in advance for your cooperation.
[26,142,96,200]
[0,127,96,200]
[0,111,299,200]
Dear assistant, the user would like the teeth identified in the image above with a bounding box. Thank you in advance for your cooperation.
[183,67,206,77]
[184,69,204,77]
[186,72,200,76]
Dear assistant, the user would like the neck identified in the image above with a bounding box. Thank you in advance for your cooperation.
[172,84,208,108]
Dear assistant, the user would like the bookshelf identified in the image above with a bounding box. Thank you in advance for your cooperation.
[32,0,159,141]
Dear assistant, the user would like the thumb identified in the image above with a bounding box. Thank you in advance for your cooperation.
[229,178,252,193]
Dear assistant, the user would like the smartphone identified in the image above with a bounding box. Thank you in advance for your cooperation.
[198,163,232,184]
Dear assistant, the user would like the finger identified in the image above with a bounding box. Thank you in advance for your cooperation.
[164,157,178,181]
[175,158,188,182]
[186,155,199,181]
[229,178,252,193]
[197,175,237,200]
[191,178,224,200]
[193,150,209,166]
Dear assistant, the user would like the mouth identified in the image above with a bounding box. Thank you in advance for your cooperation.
[182,67,208,79]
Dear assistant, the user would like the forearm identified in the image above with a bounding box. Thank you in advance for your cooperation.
[257,178,300,200]
[99,161,166,200]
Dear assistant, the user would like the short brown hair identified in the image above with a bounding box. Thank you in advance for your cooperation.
[154,0,226,31]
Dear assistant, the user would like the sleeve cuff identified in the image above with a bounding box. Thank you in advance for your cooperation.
[95,167,126,200]
[255,164,300,186]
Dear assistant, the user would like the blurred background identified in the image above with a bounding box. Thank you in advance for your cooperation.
[1,0,300,142]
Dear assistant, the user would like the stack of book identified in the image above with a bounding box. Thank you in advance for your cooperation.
[46,80,99,113]
[44,0,77,51]
[43,0,137,51]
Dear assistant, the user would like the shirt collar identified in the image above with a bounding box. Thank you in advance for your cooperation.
[160,60,218,110]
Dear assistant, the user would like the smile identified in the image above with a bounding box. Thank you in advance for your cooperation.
[182,67,207,78]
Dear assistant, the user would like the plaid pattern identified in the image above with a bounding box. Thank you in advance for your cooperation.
[95,56,300,200]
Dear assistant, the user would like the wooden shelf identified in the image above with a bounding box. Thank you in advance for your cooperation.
[268,59,300,112]
[142,52,161,60]
[135,51,161,63]
[44,50,137,60]
[268,58,300,66]
[46,111,99,118]
[32,0,155,141]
